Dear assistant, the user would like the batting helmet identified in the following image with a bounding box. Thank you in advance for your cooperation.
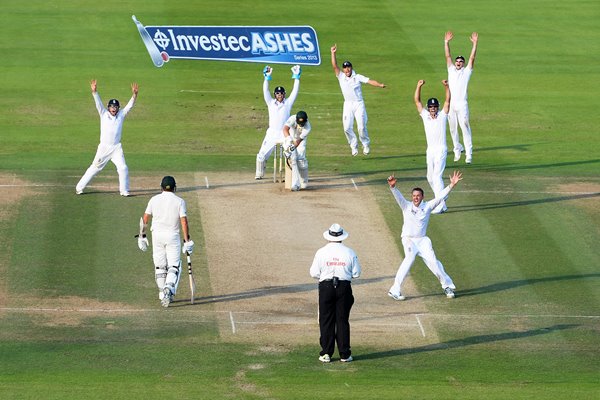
[296,111,308,126]
[427,98,440,108]
[274,86,286,95]
[107,99,120,108]
[342,60,352,68]
[161,176,176,191]
[455,55,465,62]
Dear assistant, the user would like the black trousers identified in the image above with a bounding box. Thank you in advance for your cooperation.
[318,280,354,359]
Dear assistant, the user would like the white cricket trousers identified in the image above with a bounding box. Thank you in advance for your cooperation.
[256,128,284,163]
[76,143,129,194]
[426,147,447,213]
[448,102,472,158]
[287,139,308,190]
[151,231,182,295]
[388,236,455,296]
[342,100,370,151]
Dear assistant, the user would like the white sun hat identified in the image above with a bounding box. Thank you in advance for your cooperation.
[323,223,349,241]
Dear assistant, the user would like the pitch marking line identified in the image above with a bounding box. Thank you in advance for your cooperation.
[205,176,210,189]
[415,314,426,337]
[351,179,359,190]
[230,311,236,334]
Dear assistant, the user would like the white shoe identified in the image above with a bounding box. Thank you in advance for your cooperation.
[319,354,331,363]
[363,146,370,155]
[120,192,131,197]
[76,189,83,195]
[388,291,405,301]
[465,157,472,164]
[340,356,353,363]
[351,148,358,156]
[255,176,263,180]
[453,152,461,162]
[161,287,172,307]
[300,182,307,189]
[291,185,300,192]
[444,287,455,299]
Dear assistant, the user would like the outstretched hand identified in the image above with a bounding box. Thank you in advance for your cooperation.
[131,82,139,95]
[387,174,397,188]
[449,170,463,187]
[90,79,97,92]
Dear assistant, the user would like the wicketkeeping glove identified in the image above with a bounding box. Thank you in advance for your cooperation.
[263,66,272,81]
[291,65,301,79]
[183,240,195,255]
[138,236,149,252]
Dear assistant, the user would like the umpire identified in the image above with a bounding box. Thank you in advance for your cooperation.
[310,223,362,363]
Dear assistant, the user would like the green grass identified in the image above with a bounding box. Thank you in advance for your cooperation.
[1,0,599,398]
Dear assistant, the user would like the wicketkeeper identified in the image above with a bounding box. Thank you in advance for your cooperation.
[283,111,311,191]
[138,176,194,307]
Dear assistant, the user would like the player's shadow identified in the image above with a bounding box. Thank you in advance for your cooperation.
[357,324,578,361]
[457,273,600,298]
[173,275,394,306]
[447,191,600,213]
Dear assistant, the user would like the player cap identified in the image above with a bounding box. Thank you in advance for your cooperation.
[296,111,308,126]
[161,176,176,191]
[107,99,120,108]
[427,98,440,108]
[342,60,352,68]
[323,223,349,242]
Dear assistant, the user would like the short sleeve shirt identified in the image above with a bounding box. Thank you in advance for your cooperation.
[145,191,187,234]
[337,71,369,102]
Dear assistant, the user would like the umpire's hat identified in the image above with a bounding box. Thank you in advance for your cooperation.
[161,176,176,191]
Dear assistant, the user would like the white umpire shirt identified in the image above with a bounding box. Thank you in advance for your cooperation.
[447,66,472,106]
[144,191,187,234]
[390,185,452,238]
[337,71,369,102]
[420,109,448,150]
[93,92,136,146]
[263,79,300,137]
[284,115,312,141]
[310,242,362,282]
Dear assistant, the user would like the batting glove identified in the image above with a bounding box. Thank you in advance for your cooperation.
[287,144,296,153]
[138,236,149,252]
[263,66,272,81]
[291,65,301,79]
[183,240,195,255]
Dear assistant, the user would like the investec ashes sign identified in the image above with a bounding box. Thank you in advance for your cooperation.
[132,16,321,67]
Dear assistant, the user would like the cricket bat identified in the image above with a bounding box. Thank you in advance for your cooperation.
[186,252,196,304]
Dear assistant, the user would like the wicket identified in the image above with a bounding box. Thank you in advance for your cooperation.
[273,142,284,183]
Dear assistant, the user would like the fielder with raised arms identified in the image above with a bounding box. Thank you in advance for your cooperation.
[76,80,138,196]
[138,176,194,308]
[255,64,302,180]
[283,111,311,191]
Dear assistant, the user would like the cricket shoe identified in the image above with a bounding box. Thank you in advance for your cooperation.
[465,157,472,164]
[363,146,370,155]
[76,189,83,195]
[161,287,172,307]
[388,291,405,301]
[319,354,331,363]
[340,356,353,363]
[351,148,358,156]
[444,287,455,299]
[120,192,131,197]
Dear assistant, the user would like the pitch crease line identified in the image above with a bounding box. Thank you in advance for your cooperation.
[229,311,236,334]
[415,314,426,337]
[351,179,359,190]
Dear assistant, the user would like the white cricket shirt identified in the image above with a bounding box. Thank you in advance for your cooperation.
[283,115,312,141]
[310,242,361,282]
[93,92,136,146]
[420,109,448,150]
[337,71,369,102]
[391,185,451,238]
[263,79,300,138]
[447,66,472,106]
[145,191,187,234]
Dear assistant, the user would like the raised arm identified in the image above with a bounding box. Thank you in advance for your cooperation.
[387,174,410,209]
[330,44,340,76]
[90,79,103,114]
[442,80,450,114]
[468,32,478,69]
[429,170,463,209]
[121,82,139,116]
[414,80,425,113]
[444,31,454,67]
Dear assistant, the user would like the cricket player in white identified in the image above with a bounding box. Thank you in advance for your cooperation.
[76,80,138,196]
[386,171,463,301]
[415,79,451,214]
[138,176,194,308]
[445,31,479,163]
[255,65,301,179]
[330,44,386,156]
[283,111,311,191]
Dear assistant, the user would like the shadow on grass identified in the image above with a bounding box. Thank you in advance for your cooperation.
[448,192,600,213]
[357,324,578,361]
[457,273,600,298]
[171,275,394,306]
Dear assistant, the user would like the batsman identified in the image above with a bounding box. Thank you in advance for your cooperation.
[283,110,311,191]
[137,176,195,307]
